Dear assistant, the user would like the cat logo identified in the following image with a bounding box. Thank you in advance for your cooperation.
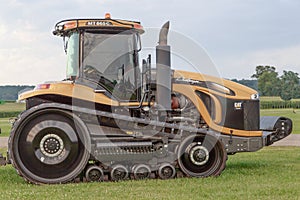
[234,102,243,110]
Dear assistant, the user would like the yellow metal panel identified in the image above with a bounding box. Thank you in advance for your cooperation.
[173,84,262,137]
[19,82,119,106]
[174,70,258,100]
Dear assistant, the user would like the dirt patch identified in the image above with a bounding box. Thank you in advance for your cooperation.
[271,134,300,147]
[0,137,8,148]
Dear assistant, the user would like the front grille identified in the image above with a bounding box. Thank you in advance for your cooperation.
[243,101,260,131]
[222,98,260,131]
[196,91,260,131]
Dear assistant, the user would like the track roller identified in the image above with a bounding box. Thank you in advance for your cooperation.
[110,164,129,181]
[85,165,104,182]
[132,164,151,180]
[157,163,176,179]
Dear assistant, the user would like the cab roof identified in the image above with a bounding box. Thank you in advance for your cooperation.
[53,13,144,36]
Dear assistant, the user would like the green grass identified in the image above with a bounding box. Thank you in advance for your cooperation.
[260,96,300,102]
[261,109,300,134]
[260,96,284,102]
[0,102,24,137]
[0,118,12,137]
[0,148,6,155]
[0,147,299,199]
[0,102,25,112]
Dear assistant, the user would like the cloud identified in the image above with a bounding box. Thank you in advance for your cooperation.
[217,45,300,79]
[0,46,66,85]
[0,0,300,85]
[0,24,6,37]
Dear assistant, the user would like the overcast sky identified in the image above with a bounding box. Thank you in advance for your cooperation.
[0,0,300,85]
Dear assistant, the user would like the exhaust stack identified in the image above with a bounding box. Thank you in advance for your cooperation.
[156,21,171,111]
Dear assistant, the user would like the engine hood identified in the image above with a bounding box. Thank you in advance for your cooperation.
[173,70,259,100]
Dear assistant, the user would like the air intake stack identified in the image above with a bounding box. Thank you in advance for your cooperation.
[156,21,171,111]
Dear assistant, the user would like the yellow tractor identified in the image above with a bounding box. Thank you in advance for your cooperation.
[8,14,292,184]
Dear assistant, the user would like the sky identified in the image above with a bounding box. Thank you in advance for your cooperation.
[0,0,300,85]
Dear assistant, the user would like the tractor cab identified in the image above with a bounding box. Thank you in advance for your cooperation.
[53,13,144,102]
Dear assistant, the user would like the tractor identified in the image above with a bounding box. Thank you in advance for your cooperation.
[6,13,292,184]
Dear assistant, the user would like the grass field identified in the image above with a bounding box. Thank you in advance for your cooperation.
[0,118,11,136]
[0,102,25,137]
[260,96,284,101]
[0,146,299,199]
[260,96,300,102]
[0,102,25,112]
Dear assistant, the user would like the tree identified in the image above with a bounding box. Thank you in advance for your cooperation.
[231,79,258,90]
[280,70,300,101]
[252,65,281,96]
[0,86,34,101]
[251,65,277,79]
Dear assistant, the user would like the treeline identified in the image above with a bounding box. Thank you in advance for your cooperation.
[252,66,300,100]
[0,86,34,101]
[232,66,300,101]
[231,79,258,91]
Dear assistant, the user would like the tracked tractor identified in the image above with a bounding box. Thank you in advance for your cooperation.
[8,14,292,184]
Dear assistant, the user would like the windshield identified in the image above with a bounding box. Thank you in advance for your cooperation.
[83,32,138,101]
[66,33,79,79]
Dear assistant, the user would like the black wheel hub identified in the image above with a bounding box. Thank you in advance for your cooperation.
[133,164,151,180]
[110,165,129,181]
[85,165,104,182]
[40,134,64,158]
[113,170,125,179]
[88,169,102,181]
[189,145,209,166]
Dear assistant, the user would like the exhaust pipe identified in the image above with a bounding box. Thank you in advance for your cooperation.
[156,21,171,111]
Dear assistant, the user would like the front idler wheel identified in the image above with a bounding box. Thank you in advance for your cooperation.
[177,134,226,177]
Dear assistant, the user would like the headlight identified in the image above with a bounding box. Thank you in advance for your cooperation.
[251,93,259,100]
[208,82,233,95]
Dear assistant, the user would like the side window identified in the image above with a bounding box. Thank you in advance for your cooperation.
[82,32,137,101]
[66,33,79,79]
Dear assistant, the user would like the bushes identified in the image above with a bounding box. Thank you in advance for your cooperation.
[260,100,300,109]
